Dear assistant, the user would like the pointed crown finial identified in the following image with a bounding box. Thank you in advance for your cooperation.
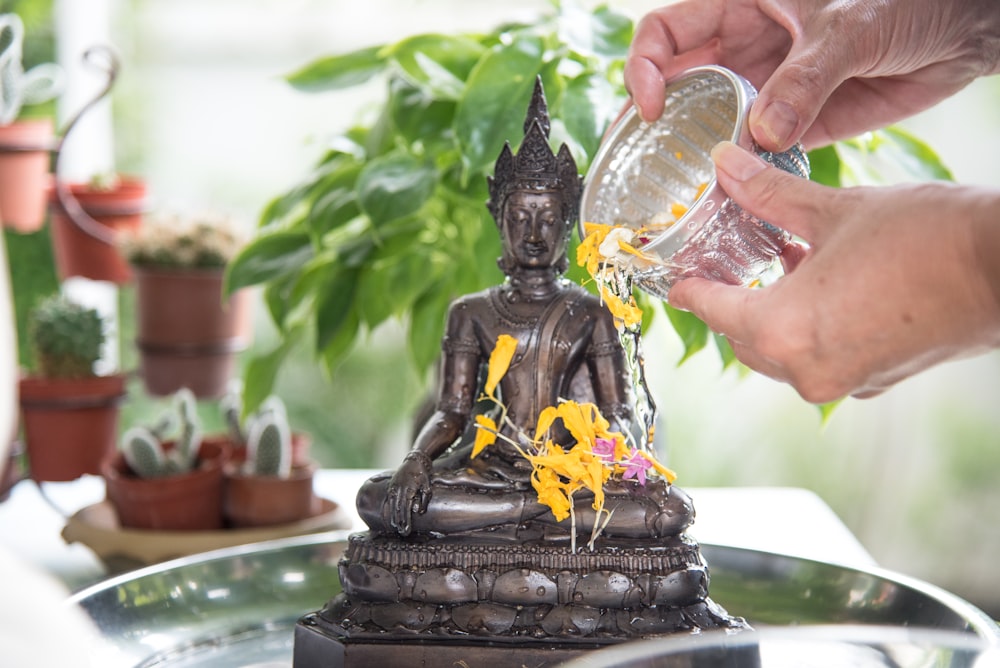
[487,77,581,226]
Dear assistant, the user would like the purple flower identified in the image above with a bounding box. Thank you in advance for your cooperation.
[593,438,616,461]
[621,450,652,486]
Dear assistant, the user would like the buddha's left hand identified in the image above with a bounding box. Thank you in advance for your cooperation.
[387,451,432,536]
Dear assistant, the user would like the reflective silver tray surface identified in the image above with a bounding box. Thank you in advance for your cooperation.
[70,532,1000,667]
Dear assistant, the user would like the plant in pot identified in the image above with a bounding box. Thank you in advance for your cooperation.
[0,12,63,233]
[220,392,318,528]
[103,388,228,531]
[17,293,127,482]
[49,167,147,285]
[224,2,953,422]
[120,213,252,399]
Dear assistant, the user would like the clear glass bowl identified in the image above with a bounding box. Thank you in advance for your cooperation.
[580,65,810,300]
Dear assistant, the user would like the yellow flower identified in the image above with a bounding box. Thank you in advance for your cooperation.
[638,450,678,484]
[597,283,643,329]
[532,465,572,522]
[577,222,612,276]
[485,334,518,399]
[472,414,498,458]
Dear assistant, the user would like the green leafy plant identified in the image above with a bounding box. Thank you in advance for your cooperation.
[121,213,245,270]
[225,0,952,414]
[0,12,62,125]
[28,293,104,378]
[120,388,202,478]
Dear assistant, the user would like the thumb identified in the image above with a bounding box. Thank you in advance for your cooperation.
[748,42,851,152]
[711,141,834,244]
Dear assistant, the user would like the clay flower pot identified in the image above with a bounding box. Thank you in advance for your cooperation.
[49,177,146,284]
[223,462,319,528]
[18,373,127,482]
[133,267,252,398]
[0,119,55,233]
[102,437,229,531]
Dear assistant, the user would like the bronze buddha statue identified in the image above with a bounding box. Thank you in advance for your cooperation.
[295,79,746,668]
[356,79,692,544]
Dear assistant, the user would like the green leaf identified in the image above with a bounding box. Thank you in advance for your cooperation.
[557,2,634,60]
[309,162,363,238]
[454,34,545,178]
[387,33,485,99]
[662,303,709,364]
[321,309,361,377]
[356,151,438,227]
[242,331,302,415]
[560,72,620,169]
[224,230,314,295]
[408,287,452,374]
[387,77,458,146]
[818,399,842,423]
[836,126,954,186]
[316,268,360,351]
[286,45,387,91]
[806,145,841,187]
[712,332,739,370]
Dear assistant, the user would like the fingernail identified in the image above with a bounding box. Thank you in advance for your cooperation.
[758,100,799,149]
[711,141,768,181]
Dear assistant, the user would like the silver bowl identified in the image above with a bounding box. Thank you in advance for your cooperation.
[68,537,999,667]
[580,65,810,299]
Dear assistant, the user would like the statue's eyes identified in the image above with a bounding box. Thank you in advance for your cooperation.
[540,211,559,225]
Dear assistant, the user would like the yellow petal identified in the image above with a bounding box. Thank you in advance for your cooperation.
[485,334,518,399]
[534,405,559,443]
[638,450,678,484]
[472,415,498,458]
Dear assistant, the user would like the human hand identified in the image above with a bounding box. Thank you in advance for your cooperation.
[387,451,432,536]
[667,141,1000,403]
[625,0,1000,151]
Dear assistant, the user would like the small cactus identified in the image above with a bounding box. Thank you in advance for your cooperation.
[28,294,105,379]
[121,427,172,479]
[0,14,64,125]
[244,415,291,477]
[222,384,293,478]
[120,388,204,478]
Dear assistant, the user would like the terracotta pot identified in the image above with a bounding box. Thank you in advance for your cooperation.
[18,373,127,482]
[224,462,318,528]
[49,177,146,284]
[102,437,229,531]
[133,267,253,398]
[0,119,55,233]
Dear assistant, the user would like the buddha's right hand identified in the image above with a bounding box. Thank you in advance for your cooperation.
[388,450,433,536]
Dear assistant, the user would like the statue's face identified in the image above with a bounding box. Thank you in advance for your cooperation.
[501,190,567,270]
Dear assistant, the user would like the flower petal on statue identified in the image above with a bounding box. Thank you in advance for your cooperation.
[485,334,518,399]
[472,414,498,458]
[639,450,677,484]
[531,464,572,522]
[534,405,559,443]
[556,400,596,448]
[622,449,653,485]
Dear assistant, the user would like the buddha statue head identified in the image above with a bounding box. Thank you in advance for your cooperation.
[487,78,583,276]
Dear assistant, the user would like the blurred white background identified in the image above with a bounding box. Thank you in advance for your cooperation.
[49,0,1000,616]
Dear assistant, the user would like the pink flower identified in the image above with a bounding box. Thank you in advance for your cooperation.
[622,449,653,486]
[592,438,616,461]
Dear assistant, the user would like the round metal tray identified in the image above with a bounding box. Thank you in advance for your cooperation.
[70,533,999,667]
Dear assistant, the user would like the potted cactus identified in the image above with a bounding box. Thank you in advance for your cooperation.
[0,13,62,233]
[220,390,318,528]
[49,169,147,284]
[102,388,229,531]
[120,213,252,399]
[17,293,127,481]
